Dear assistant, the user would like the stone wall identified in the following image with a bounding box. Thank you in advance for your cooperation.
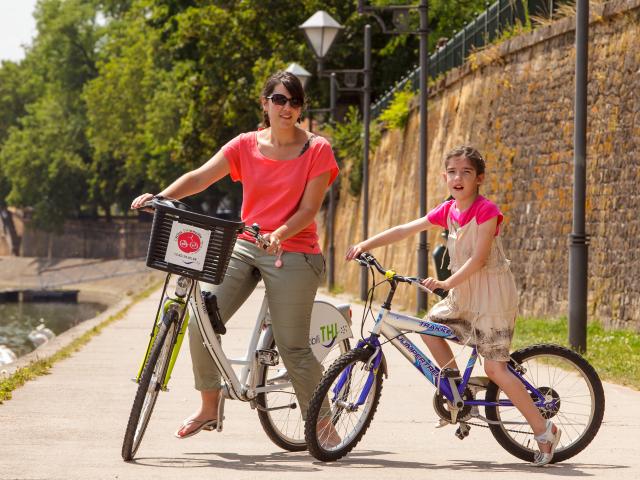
[0,208,151,259]
[321,0,640,331]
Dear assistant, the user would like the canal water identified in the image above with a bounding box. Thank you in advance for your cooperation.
[0,302,107,359]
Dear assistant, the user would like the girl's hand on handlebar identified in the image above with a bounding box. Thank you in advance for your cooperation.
[131,193,156,210]
[421,277,449,292]
[345,243,366,261]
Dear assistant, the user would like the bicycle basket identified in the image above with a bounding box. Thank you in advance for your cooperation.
[145,201,244,284]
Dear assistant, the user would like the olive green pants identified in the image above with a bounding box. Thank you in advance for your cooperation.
[188,239,325,418]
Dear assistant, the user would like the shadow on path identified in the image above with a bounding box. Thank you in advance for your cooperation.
[132,450,630,476]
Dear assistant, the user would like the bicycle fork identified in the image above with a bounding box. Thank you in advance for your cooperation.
[332,340,383,411]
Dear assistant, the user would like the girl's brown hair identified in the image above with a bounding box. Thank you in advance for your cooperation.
[261,71,306,127]
[444,145,485,175]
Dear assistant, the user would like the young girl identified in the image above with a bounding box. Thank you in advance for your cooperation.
[346,146,561,466]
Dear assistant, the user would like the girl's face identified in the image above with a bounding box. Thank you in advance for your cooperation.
[443,155,484,204]
[261,83,302,129]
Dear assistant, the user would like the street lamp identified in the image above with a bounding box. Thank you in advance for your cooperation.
[300,10,344,63]
[285,62,312,89]
[300,11,372,300]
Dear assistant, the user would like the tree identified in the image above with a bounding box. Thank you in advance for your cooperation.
[0,0,100,228]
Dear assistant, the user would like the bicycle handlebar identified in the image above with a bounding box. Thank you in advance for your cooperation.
[355,252,447,298]
[140,196,270,249]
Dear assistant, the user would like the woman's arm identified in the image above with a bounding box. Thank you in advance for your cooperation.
[264,171,331,253]
[422,216,497,291]
[345,216,435,261]
[131,150,230,209]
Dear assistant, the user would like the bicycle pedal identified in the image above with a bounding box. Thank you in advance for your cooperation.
[455,423,471,440]
[256,349,279,366]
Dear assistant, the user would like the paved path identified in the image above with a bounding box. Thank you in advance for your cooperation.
[1,284,638,479]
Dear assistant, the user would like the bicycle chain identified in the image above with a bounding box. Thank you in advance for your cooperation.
[462,419,534,436]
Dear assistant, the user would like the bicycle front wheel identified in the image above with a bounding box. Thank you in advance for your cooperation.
[122,309,179,461]
[256,338,350,451]
[485,344,605,463]
[305,347,384,462]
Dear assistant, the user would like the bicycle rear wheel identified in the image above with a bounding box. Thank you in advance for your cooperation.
[485,344,604,463]
[256,338,350,451]
[305,347,384,462]
[122,308,180,461]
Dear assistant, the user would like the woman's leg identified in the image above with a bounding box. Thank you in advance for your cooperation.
[259,251,325,419]
[177,242,260,437]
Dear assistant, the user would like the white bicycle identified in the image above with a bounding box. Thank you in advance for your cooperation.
[122,198,353,460]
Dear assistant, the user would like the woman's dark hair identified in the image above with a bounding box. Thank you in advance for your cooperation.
[444,145,485,175]
[261,71,305,127]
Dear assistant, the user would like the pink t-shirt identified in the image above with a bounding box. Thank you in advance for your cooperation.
[427,195,503,236]
[223,131,339,253]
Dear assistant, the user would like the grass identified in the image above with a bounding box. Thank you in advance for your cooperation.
[513,316,640,390]
[0,280,162,403]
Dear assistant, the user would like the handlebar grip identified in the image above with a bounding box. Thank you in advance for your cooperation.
[432,288,447,299]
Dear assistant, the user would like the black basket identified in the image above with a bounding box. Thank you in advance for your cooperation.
[145,202,244,284]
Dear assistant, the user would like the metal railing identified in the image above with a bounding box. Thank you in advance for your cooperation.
[371,0,560,118]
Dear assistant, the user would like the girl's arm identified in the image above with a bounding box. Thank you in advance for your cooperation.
[422,216,497,291]
[131,150,230,209]
[346,216,435,261]
[263,171,331,254]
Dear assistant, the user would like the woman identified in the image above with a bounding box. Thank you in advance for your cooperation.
[131,71,339,439]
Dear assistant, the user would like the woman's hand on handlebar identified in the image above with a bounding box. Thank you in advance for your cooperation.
[263,232,283,255]
[421,277,450,293]
[131,193,156,210]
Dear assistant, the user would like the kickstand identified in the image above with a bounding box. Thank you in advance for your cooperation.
[216,394,225,432]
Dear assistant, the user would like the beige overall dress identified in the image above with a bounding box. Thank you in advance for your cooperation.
[427,214,519,361]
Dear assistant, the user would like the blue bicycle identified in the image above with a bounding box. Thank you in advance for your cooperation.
[304,253,604,462]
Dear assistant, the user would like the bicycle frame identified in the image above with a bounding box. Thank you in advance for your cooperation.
[350,306,559,413]
[136,274,353,402]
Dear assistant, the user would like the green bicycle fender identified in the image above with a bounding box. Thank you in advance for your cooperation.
[135,299,184,382]
[161,306,190,389]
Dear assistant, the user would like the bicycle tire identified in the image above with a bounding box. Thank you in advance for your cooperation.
[122,309,179,461]
[304,347,384,462]
[485,343,604,463]
[256,338,350,451]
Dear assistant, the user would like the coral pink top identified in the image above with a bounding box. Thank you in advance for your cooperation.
[427,195,503,236]
[223,131,339,254]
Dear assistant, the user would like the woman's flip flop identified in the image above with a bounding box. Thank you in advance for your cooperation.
[174,418,218,439]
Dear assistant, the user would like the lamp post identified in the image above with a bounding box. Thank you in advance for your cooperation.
[358,0,429,314]
[300,12,372,299]
[569,0,589,352]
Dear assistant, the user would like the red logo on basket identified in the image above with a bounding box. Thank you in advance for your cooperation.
[177,231,201,254]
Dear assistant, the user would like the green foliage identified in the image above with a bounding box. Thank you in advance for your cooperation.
[513,316,640,390]
[0,0,497,223]
[327,106,381,197]
[378,83,415,130]
[0,0,100,228]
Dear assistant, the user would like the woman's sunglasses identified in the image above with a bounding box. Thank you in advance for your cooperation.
[267,93,303,108]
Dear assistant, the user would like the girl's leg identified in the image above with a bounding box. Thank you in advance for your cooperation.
[177,242,260,437]
[484,359,557,454]
[420,335,458,371]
